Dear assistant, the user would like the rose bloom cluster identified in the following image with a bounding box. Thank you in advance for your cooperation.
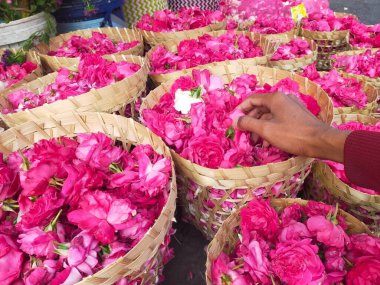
[136,7,225,32]
[249,15,295,34]
[333,49,380,79]
[350,21,380,48]
[301,63,368,108]
[326,121,380,195]
[271,38,312,61]
[48,32,140,58]
[301,11,355,32]
[3,54,140,113]
[211,199,380,285]
[150,32,263,74]
[0,132,173,284]
[142,69,320,169]
[0,50,37,91]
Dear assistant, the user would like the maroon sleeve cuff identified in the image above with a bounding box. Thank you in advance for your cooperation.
[344,130,380,192]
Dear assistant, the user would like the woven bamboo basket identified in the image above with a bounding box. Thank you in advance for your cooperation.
[267,37,318,72]
[140,65,333,239]
[0,54,148,127]
[332,49,380,90]
[205,197,371,285]
[147,31,271,85]
[34,27,144,72]
[137,20,226,47]
[309,114,380,234]
[316,72,379,115]
[0,112,177,285]
[0,49,43,92]
[250,28,297,41]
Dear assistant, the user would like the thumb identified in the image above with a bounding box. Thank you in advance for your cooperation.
[234,115,267,136]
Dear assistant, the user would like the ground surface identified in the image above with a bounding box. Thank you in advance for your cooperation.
[161,1,379,284]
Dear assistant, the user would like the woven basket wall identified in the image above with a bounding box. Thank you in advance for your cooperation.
[34,27,144,72]
[267,36,318,72]
[316,72,379,115]
[205,198,371,285]
[0,49,43,93]
[140,65,333,239]
[0,55,148,127]
[0,112,177,285]
[250,28,297,41]
[147,31,272,85]
[332,48,380,90]
[308,114,380,234]
[137,20,226,47]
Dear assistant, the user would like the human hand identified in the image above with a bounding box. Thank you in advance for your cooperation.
[235,92,350,162]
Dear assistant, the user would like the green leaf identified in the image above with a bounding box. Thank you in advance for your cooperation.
[100,244,112,255]
[190,87,202,99]
[225,127,236,140]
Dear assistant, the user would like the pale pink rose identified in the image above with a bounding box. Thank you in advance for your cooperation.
[278,220,312,242]
[211,252,251,285]
[18,227,58,258]
[50,267,82,285]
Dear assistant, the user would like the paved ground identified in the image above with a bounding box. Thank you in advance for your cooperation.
[161,1,379,284]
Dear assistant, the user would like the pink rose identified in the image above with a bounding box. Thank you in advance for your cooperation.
[67,191,136,244]
[50,267,82,285]
[280,203,305,226]
[102,242,128,267]
[306,215,350,248]
[24,268,50,285]
[278,220,311,242]
[0,234,24,285]
[18,227,58,258]
[0,154,20,201]
[347,256,380,285]
[67,231,99,275]
[347,234,380,263]
[211,252,251,285]
[271,239,325,285]
[241,199,280,242]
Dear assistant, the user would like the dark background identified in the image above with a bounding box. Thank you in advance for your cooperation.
[161,1,379,284]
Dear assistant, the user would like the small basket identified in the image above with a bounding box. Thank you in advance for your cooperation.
[332,48,380,90]
[0,112,177,285]
[147,31,271,85]
[0,54,148,127]
[34,27,144,72]
[206,198,371,285]
[140,65,333,239]
[267,37,318,72]
[310,114,380,234]
[137,20,226,47]
[316,72,379,115]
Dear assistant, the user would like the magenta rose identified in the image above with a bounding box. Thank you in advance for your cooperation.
[0,154,19,201]
[0,234,24,285]
[307,215,350,249]
[270,239,325,285]
[278,220,311,242]
[181,133,226,168]
[347,234,380,263]
[241,199,280,242]
[18,227,58,258]
[211,252,251,285]
[347,256,380,285]
[280,203,304,226]
[304,201,347,229]
[50,267,82,285]
[24,268,51,285]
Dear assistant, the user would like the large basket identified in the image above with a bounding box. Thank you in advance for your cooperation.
[310,114,380,234]
[137,20,226,47]
[332,49,380,90]
[147,31,271,85]
[250,28,297,41]
[267,37,318,72]
[316,72,379,115]
[0,49,43,92]
[0,112,177,285]
[0,54,148,127]
[34,27,144,72]
[206,198,371,285]
[140,65,333,239]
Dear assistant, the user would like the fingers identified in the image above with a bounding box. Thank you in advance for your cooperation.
[247,106,271,119]
[236,115,268,135]
[237,93,274,113]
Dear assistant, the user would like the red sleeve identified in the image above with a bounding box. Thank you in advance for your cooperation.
[344,130,380,193]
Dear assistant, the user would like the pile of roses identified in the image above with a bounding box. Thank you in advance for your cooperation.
[142,69,321,170]
[349,21,380,48]
[3,54,140,113]
[326,121,380,195]
[0,132,173,284]
[211,199,380,285]
[301,11,355,32]
[0,50,37,91]
[301,63,368,108]
[149,31,263,74]
[48,32,140,58]
[333,49,380,79]
[249,15,295,35]
[271,38,312,61]
[136,7,225,32]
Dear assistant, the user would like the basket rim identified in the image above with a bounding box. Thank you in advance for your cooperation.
[0,111,178,284]
[0,11,46,28]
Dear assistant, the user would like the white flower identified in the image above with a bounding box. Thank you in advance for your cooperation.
[174,88,203,115]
